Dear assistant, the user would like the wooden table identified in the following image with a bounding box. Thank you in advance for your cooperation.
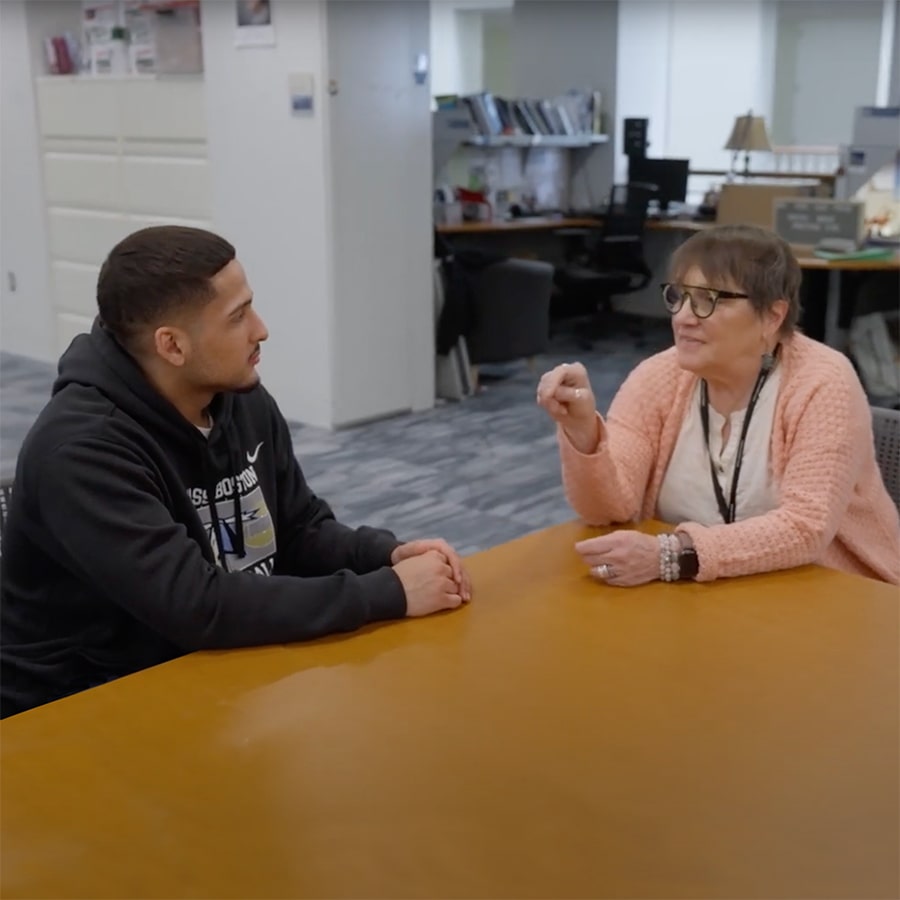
[436,215,712,235]
[2,521,898,899]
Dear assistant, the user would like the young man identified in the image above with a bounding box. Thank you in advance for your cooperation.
[1,226,471,718]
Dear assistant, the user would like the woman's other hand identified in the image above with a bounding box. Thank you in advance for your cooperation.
[536,362,599,453]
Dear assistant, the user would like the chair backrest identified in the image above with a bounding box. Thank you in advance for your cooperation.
[464,258,553,365]
[0,477,13,560]
[601,182,656,239]
[872,406,900,511]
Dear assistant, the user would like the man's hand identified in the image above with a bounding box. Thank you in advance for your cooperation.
[393,550,465,617]
[391,538,472,601]
[575,530,660,587]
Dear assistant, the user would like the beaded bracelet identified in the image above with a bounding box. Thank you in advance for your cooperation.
[657,533,681,582]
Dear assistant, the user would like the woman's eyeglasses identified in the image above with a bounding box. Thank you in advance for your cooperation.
[660,283,749,319]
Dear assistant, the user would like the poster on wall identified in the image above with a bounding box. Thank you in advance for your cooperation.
[234,0,275,47]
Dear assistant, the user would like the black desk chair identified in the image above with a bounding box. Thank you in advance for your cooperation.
[0,475,13,561]
[552,182,657,348]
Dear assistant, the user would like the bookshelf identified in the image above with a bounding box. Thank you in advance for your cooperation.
[465,134,608,149]
[433,91,611,215]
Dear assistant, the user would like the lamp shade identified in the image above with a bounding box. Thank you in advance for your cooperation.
[724,112,772,152]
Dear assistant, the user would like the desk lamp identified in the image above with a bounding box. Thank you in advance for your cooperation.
[724,110,772,178]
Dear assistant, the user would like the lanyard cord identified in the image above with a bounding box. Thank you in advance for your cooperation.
[699,348,778,524]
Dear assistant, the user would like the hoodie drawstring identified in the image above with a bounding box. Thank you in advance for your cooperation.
[227,432,246,561]
[202,455,229,572]
[202,433,246,570]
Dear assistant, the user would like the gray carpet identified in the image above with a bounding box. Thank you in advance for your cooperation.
[0,323,672,553]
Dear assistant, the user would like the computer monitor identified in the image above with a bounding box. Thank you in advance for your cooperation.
[627,157,690,213]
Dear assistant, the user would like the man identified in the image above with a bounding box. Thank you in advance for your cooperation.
[1,226,471,718]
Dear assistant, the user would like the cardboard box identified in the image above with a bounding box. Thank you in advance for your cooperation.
[716,183,822,229]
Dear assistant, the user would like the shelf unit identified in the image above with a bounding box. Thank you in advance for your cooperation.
[465,134,609,149]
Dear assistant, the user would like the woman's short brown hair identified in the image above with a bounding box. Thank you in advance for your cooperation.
[667,224,802,335]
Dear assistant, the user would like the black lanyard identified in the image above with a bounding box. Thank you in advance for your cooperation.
[699,351,777,524]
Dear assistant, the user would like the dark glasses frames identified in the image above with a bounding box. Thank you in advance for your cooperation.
[660,283,749,319]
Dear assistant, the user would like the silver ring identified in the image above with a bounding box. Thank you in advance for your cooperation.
[592,564,613,580]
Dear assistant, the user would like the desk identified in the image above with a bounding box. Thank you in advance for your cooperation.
[792,250,900,348]
[438,219,900,347]
[436,215,712,236]
[2,521,897,899]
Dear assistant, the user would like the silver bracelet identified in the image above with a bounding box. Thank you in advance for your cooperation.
[657,533,681,582]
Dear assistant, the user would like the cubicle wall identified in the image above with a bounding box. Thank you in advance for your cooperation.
[35,76,212,354]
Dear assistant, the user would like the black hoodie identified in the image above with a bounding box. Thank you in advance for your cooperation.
[0,321,406,717]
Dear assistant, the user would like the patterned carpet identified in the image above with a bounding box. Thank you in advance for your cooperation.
[0,322,672,554]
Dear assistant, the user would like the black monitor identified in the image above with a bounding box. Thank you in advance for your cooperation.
[627,157,690,213]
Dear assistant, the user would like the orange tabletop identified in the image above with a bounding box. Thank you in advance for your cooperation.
[2,520,898,899]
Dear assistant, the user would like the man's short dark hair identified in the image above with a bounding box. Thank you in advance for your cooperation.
[97,225,236,349]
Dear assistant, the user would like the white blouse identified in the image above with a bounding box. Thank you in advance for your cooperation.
[656,367,782,527]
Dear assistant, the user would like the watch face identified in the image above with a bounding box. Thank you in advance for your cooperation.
[680,549,699,579]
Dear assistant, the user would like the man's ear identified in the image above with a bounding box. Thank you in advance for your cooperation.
[152,326,189,367]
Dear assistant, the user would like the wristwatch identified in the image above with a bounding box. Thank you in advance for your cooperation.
[679,546,699,580]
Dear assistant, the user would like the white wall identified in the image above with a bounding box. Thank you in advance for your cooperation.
[456,9,485,95]
[512,0,619,205]
[616,0,775,185]
[772,0,883,145]
[203,0,435,429]
[482,9,513,97]
[430,0,462,96]
[200,0,334,428]
[614,0,672,182]
[326,0,434,426]
[0,0,56,362]
[668,1,774,164]
[429,0,513,97]
[891,0,900,104]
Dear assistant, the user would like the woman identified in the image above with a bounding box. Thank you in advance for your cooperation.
[536,224,900,586]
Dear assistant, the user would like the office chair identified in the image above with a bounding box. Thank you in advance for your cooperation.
[434,249,553,395]
[460,258,554,390]
[551,182,657,348]
[0,475,13,560]
[872,406,900,512]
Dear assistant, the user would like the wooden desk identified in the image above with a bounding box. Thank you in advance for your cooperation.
[436,215,712,235]
[437,219,899,348]
[437,218,900,258]
[793,250,899,347]
[2,521,898,899]
[793,250,900,271]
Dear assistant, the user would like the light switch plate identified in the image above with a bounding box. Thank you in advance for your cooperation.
[288,72,314,113]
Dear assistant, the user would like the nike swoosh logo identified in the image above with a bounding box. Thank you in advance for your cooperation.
[247,441,264,464]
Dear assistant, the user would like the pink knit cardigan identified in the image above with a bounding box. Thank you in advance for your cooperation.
[558,333,900,584]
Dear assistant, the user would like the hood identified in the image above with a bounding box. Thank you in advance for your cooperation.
[54,319,249,566]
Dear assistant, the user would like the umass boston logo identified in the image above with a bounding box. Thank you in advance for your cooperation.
[187,460,277,576]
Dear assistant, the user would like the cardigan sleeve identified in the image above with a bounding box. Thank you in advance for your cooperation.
[558,355,671,525]
[677,354,872,581]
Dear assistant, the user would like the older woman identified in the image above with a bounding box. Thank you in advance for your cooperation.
[536,224,900,586]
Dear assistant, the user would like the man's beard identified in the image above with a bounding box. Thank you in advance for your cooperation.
[233,373,261,394]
